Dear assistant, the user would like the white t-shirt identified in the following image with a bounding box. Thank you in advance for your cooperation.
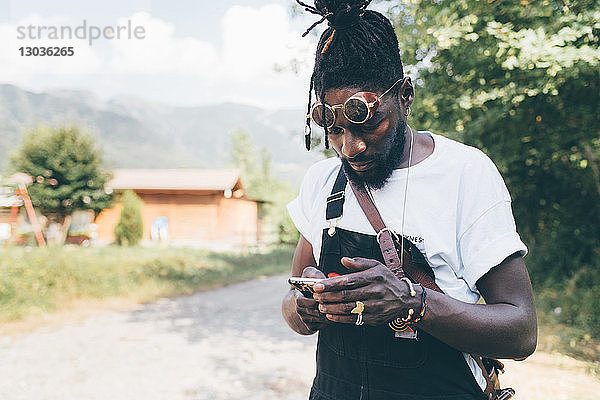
[287,132,527,390]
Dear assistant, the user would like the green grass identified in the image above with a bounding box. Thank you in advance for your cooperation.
[0,245,294,322]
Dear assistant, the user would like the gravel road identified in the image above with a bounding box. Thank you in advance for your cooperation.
[0,274,598,400]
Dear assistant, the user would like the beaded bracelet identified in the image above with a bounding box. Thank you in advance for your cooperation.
[410,286,427,324]
[400,283,427,324]
[399,278,417,323]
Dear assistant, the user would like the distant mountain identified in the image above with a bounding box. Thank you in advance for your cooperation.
[0,84,323,185]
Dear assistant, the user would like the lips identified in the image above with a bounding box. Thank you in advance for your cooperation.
[348,159,376,172]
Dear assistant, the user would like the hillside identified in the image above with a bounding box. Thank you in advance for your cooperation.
[0,84,323,184]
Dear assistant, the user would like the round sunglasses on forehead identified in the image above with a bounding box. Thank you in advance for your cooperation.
[310,77,405,129]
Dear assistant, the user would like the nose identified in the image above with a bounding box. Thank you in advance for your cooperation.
[341,130,367,159]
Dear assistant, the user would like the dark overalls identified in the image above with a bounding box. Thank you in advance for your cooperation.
[309,168,487,400]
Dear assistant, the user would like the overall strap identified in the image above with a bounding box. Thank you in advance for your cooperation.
[324,166,348,236]
[326,166,347,220]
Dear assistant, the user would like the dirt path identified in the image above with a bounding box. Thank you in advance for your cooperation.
[0,275,598,400]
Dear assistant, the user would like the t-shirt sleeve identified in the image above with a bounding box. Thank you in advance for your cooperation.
[287,160,332,243]
[457,150,527,291]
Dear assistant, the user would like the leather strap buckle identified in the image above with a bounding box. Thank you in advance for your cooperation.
[376,227,399,244]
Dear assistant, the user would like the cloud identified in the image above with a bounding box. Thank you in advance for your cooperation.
[220,4,313,79]
[108,4,316,107]
[110,6,313,80]
[110,12,219,76]
[0,4,318,108]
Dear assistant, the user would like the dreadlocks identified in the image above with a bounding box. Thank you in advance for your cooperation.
[297,0,404,150]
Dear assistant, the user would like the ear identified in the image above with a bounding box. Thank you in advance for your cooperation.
[397,76,414,113]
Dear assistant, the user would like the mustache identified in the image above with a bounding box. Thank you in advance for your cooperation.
[346,154,380,164]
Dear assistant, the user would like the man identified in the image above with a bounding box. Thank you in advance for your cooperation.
[282,1,537,399]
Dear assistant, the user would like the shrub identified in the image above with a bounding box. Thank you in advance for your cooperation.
[114,190,144,246]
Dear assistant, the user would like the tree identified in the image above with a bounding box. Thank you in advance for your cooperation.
[10,126,113,241]
[382,0,600,281]
[228,128,299,243]
[114,190,144,246]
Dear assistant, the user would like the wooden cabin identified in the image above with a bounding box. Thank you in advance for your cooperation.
[94,169,262,247]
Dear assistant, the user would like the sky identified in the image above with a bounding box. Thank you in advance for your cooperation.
[0,0,324,109]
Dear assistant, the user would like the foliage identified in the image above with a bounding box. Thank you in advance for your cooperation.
[310,135,338,159]
[9,126,114,221]
[382,0,600,282]
[535,267,600,363]
[0,245,294,322]
[229,129,299,243]
[536,266,600,338]
[114,190,144,246]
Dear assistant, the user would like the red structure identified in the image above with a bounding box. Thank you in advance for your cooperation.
[0,176,45,247]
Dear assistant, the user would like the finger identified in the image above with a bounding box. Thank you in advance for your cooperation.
[340,257,382,271]
[313,272,373,293]
[324,312,364,325]
[296,295,319,309]
[318,301,359,315]
[318,299,381,315]
[314,284,383,303]
[302,315,327,324]
[302,266,326,279]
[298,307,323,319]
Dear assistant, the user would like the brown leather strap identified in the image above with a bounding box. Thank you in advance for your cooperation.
[347,176,442,293]
[474,354,496,399]
[346,173,498,399]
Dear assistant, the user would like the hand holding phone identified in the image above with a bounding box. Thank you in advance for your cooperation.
[288,277,324,297]
[291,267,331,333]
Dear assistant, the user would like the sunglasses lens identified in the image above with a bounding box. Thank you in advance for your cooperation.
[312,105,335,128]
[344,98,370,123]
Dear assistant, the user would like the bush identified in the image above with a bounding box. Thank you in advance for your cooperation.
[534,264,600,338]
[529,240,600,361]
[114,190,144,246]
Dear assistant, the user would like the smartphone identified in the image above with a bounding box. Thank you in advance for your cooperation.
[288,277,324,297]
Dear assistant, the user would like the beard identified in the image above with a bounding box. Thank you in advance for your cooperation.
[341,118,407,190]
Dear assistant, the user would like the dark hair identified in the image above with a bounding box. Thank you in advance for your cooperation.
[297,0,404,149]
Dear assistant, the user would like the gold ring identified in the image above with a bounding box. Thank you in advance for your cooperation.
[355,313,364,326]
[351,301,365,315]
